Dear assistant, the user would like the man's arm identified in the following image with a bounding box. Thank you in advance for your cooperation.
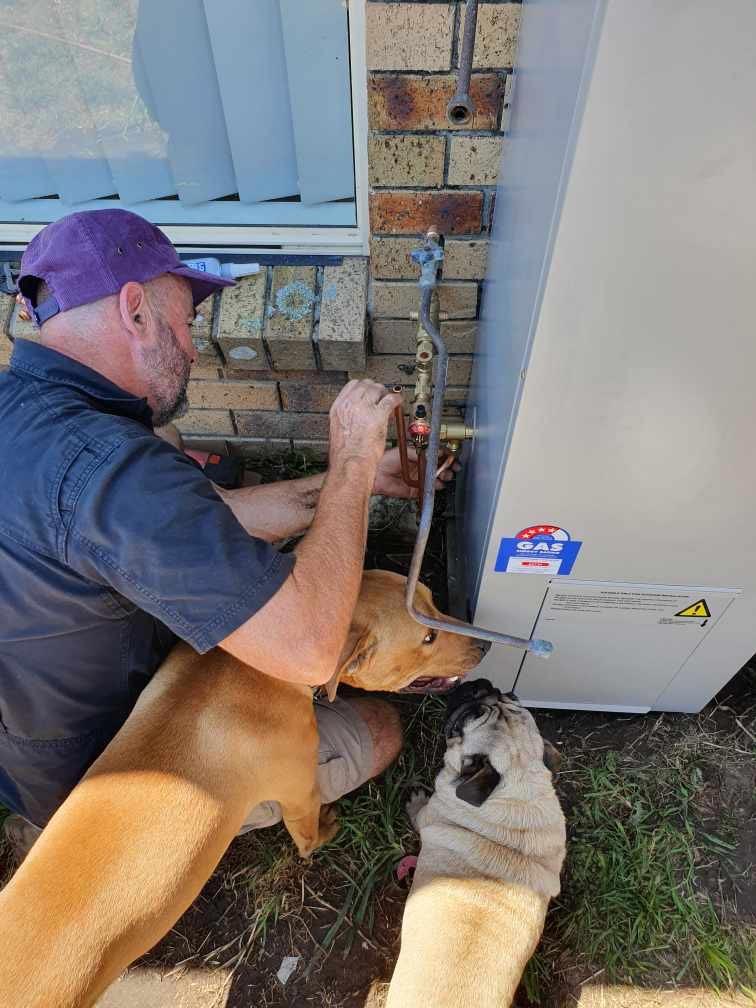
[215,473,324,542]
[218,447,460,541]
[218,381,402,686]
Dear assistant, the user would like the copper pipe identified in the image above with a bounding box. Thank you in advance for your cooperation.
[392,387,419,490]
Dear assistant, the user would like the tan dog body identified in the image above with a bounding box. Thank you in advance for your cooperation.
[386,694,566,1008]
[0,571,483,1008]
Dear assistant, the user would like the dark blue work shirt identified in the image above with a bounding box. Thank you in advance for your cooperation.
[0,339,295,826]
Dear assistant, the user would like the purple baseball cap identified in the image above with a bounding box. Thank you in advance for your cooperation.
[18,209,234,327]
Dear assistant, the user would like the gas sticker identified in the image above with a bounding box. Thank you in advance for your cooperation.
[495,524,582,576]
[674,599,711,619]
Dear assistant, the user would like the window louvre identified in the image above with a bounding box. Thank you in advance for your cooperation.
[0,0,356,228]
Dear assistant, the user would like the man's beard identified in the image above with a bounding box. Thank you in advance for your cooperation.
[143,319,192,428]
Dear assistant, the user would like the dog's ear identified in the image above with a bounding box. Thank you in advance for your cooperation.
[323,625,378,702]
[455,755,501,807]
[542,740,562,779]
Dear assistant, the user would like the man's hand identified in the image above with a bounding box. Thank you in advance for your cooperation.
[373,445,461,499]
[329,380,403,473]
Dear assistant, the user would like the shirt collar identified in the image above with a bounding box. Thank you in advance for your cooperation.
[9,339,153,427]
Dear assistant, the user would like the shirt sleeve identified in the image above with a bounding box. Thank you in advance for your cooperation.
[66,432,295,653]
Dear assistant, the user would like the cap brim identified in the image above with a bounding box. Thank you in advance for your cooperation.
[170,265,235,307]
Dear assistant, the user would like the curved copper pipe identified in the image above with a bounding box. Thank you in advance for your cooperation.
[392,388,420,491]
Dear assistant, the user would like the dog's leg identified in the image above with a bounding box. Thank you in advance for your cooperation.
[406,790,430,829]
[281,786,339,859]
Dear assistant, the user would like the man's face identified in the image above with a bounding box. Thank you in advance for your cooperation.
[140,277,197,428]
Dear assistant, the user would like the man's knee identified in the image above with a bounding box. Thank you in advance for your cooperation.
[341,697,402,778]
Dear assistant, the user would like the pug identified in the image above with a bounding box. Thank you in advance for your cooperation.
[384,680,566,1008]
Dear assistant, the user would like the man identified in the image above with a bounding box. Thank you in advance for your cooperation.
[0,209,444,860]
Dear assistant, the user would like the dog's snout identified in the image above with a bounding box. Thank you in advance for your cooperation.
[475,638,492,658]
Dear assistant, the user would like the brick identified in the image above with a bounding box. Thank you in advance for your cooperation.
[228,439,292,459]
[234,410,330,440]
[1,295,15,338]
[175,409,235,436]
[350,354,473,386]
[190,364,223,380]
[459,2,521,68]
[280,382,343,413]
[191,331,222,367]
[9,302,38,342]
[265,266,317,370]
[371,281,477,319]
[0,335,11,367]
[367,3,454,71]
[370,190,483,236]
[372,319,476,354]
[318,259,368,371]
[368,135,445,188]
[372,238,489,281]
[192,293,216,343]
[222,367,346,383]
[368,73,502,131]
[370,237,421,280]
[187,379,279,411]
[216,272,268,371]
[443,240,489,279]
[448,137,503,185]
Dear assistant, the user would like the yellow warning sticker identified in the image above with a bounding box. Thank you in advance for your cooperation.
[674,599,711,618]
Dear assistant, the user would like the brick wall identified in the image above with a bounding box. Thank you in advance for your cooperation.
[365,0,518,414]
[0,2,519,461]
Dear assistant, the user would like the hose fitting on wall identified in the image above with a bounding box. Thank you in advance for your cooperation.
[447,0,479,126]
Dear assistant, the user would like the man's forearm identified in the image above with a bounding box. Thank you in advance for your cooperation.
[218,457,375,684]
[288,457,376,675]
[218,473,325,541]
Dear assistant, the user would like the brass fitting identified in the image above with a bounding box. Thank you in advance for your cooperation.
[439,419,475,442]
[412,287,438,415]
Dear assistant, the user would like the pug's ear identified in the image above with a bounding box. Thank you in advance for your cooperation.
[324,626,378,702]
[455,755,501,807]
[542,740,562,779]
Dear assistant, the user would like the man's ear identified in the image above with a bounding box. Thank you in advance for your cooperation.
[118,281,149,339]
[542,740,562,779]
[455,755,501,807]
[323,626,377,702]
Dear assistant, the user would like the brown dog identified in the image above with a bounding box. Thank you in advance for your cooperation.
[383,680,566,1008]
[0,571,485,1008]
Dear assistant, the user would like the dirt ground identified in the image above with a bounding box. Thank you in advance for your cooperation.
[1,487,754,1007]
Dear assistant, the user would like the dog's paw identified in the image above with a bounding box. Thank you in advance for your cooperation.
[405,790,429,828]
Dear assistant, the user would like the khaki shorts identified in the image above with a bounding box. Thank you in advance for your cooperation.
[7,697,375,858]
[237,695,374,833]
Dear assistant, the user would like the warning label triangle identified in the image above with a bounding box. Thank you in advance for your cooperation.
[674,599,711,618]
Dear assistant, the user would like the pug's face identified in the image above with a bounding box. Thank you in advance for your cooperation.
[440,682,559,811]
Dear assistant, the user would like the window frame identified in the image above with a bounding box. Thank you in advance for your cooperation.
[0,0,369,258]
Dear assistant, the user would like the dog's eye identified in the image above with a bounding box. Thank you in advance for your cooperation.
[423,630,437,645]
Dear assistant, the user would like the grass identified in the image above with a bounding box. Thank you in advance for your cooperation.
[522,714,756,1003]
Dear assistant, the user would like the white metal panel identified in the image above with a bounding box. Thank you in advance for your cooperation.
[135,0,236,205]
[516,583,739,710]
[204,0,298,204]
[280,0,355,205]
[469,0,756,710]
